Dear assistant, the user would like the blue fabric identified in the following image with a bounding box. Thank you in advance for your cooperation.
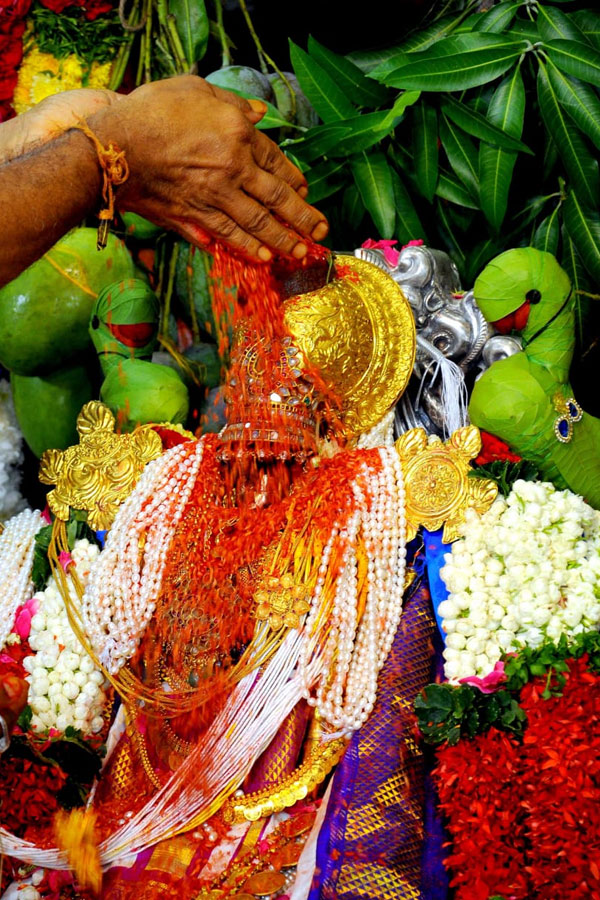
[422,529,450,644]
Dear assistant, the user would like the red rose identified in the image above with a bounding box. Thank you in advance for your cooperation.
[0,0,31,34]
[38,0,83,12]
[0,35,22,101]
[0,99,15,122]
[84,0,113,19]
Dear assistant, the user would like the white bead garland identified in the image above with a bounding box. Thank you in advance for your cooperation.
[299,447,407,735]
[0,508,44,651]
[81,439,205,673]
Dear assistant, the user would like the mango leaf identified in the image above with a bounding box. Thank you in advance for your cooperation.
[439,113,479,200]
[341,185,365,230]
[464,238,502,285]
[412,102,438,201]
[472,1,520,33]
[368,50,409,83]
[289,40,356,122]
[509,19,539,42]
[391,168,427,243]
[436,170,480,209]
[537,62,599,208]
[479,64,526,231]
[381,34,528,92]
[377,91,421,130]
[572,10,600,50]
[561,224,590,345]
[307,36,390,107]
[564,190,600,283]
[537,5,586,43]
[399,13,465,53]
[306,159,347,203]
[331,110,400,156]
[436,198,466,276]
[441,91,531,153]
[346,46,403,74]
[285,125,352,162]
[545,39,600,89]
[543,134,559,180]
[169,0,209,65]
[351,151,396,238]
[532,204,561,256]
[547,64,600,151]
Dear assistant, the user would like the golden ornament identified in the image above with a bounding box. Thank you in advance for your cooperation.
[243,871,287,896]
[284,256,416,437]
[254,571,311,632]
[39,401,163,531]
[396,425,498,543]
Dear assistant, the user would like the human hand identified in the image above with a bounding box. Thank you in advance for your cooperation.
[90,76,329,261]
[0,88,121,165]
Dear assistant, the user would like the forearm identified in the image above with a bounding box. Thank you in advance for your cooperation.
[0,128,102,287]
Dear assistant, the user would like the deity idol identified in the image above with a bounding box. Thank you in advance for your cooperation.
[0,247,496,900]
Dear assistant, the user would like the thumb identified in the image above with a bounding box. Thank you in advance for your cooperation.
[246,99,267,123]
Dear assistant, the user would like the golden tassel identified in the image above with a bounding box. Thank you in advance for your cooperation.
[54,807,102,896]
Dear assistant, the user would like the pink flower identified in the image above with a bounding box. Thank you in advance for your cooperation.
[13,596,40,640]
[361,238,400,267]
[41,506,52,525]
[458,660,507,694]
[58,551,73,572]
[258,839,271,853]
[401,239,424,251]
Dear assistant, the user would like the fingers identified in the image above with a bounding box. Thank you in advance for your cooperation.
[220,191,313,258]
[243,169,328,242]
[203,81,266,124]
[177,213,271,262]
[252,129,308,194]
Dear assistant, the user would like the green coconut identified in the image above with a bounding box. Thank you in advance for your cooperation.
[11,363,94,458]
[0,228,140,376]
[100,357,189,431]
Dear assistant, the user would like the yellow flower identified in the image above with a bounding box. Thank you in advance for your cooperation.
[14,46,112,115]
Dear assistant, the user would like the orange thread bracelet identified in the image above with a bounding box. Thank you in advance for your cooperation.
[74,121,129,250]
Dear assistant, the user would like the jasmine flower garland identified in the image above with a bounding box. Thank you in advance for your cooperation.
[0,380,26,523]
[23,538,109,736]
[439,479,600,681]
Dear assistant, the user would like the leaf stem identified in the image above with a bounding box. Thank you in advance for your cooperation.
[212,0,231,67]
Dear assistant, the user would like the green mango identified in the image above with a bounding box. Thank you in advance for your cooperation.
[267,72,318,128]
[121,212,164,241]
[206,66,273,101]
[0,228,140,376]
[100,358,189,431]
[11,364,94,458]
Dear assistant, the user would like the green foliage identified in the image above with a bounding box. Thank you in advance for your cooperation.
[30,4,126,70]
[285,3,600,292]
[415,630,600,747]
[31,511,101,592]
[169,0,209,67]
[470,458,541,496]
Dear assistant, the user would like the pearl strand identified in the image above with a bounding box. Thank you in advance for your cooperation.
[299,450,407,736]
[0,509,44,650]
[81,440,204,673]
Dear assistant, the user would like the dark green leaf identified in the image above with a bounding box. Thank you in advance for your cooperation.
[341,185,366,230]
[381,34,528,92]
[391,168,427,243]
[543,134,559,180]
[564,190,600,283]
[537,62,599,207]
[307,35,390,107]
[32,524,53,591]
[346,46,402,74]
[306,159,347,203]
[509,19,539,42]
[471,459,541,496]
[572,10,600,50]
[545,38,600,89]
[537,5,586,43]
[169,0,209,65]
[368,49,409,83]
[442,90,531,153]
[436,171,480,208]
[283,125,353,162]
[479,64,526,231]
[17,705,32,732]
[436,198,467,275]
[412,102,438,201]
[289,40,356,122]
[533,204,561,255]
[472,1,520,33]
[377,91,421,129]
[464,238,502,285]
[547,63,600,150]
[439,113,479,200]
[351,151,396,238]
[561,225,590,344]
[331,110,399,156]
[400,13,465,53]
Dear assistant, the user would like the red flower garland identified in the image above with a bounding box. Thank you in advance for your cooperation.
[0,0,31,121]
[434,657,600,900]
[475,430,521,465]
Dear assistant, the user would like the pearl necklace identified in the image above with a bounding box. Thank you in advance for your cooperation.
[299,447,406,736]
[81,439,204,673]
[0,508,44,651]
